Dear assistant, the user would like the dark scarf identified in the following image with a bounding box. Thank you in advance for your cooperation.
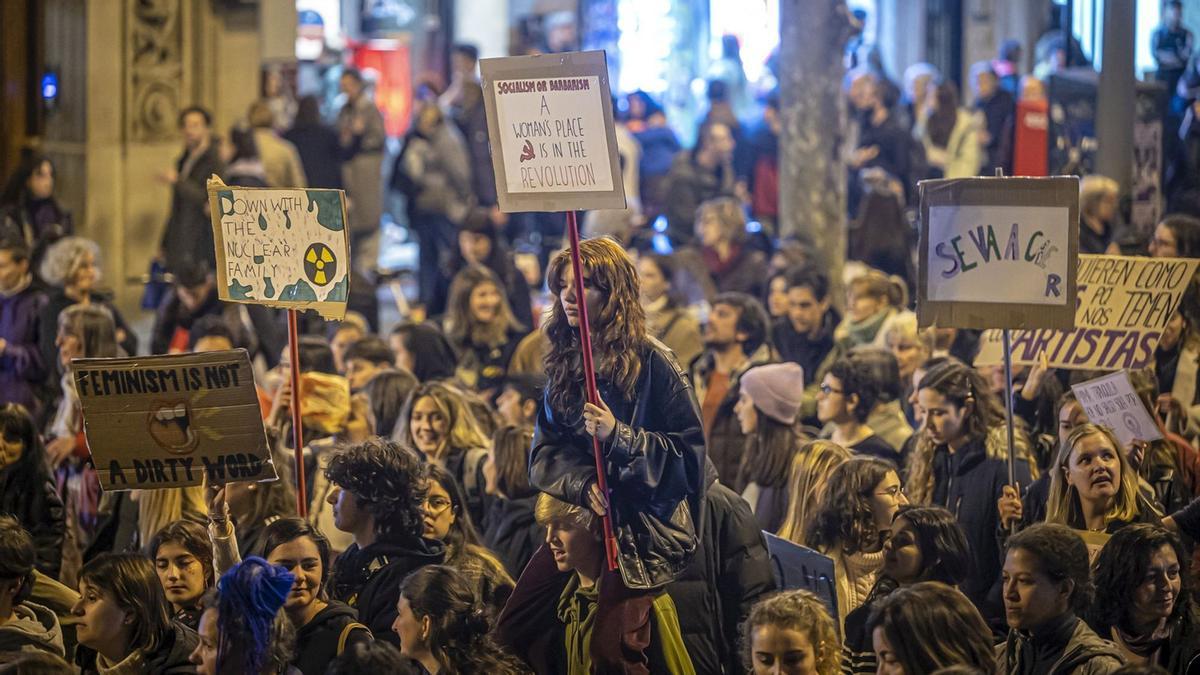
[1114,620,1171,658]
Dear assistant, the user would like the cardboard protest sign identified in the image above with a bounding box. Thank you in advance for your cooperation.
[976,255,1200,370]
[480,50,626,212]
[74,350,277,491]
[206,177,350,320]
[1071,370,1164,447]
[918,176,1079,329]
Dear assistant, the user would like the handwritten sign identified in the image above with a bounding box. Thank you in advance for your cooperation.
[74,350,276,491]
[1071,370,1163,447]
[481,50,626,212]
[975,255,1200,370]
[207,177,350,320]
[919,176,1079,329]
[763,533,839,631]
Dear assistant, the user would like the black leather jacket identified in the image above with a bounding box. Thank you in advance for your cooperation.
[530,341,707,589]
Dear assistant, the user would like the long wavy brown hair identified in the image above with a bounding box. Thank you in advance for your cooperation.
[544,237,647,417]
[444,264,521,349]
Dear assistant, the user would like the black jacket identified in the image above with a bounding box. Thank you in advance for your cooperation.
[531,340,707,589]
[666,462,775,675]
[483,494,543,578]
[0,458,64,578]
[773,310,838,385]
[293,601,372,675]
[931,435,1032,626]
[328,534,444,648]
[283,123,344,190]
[149,286,224,355]
[162,141,223,273]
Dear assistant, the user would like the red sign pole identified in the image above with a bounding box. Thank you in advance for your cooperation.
[287,309,308,517]
[565,210,619,572]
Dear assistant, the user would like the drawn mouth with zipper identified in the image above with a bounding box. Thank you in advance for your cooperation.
[147,402,200,454]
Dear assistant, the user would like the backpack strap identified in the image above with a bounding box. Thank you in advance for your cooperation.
[337,621,372,655]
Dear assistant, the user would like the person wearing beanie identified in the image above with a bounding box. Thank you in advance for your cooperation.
[189,557,299,675]
[734,362,810,531]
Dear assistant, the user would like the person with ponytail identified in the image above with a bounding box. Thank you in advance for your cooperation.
[393,565,529,674]
[261,518,371,674]
[189,557,297,675]
[422,464,515,614]
[908,358,1036,626]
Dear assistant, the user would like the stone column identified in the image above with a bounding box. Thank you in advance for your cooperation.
[1094,0,1136,192]
[778,0,857,298]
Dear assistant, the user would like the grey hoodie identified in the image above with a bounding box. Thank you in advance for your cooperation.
[0,601,65,657]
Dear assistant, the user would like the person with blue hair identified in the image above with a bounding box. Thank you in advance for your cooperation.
[189,557,298,675]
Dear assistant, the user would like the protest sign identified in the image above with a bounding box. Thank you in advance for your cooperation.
[918,176,1079,329]
[976,255,1200,370]
[764,533,839,632]
[74,350,276,491]
[206,177,350,320]
[480,50,626,212]
[1071,370,1164,447]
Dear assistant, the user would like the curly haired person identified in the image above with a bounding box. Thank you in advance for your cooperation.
[323,439,444,647]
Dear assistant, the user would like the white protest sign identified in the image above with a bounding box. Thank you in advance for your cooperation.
[1071,370,1163,447]
[975,255,1200,370]
[207,178,350,320]
[927,205,1070,304]
[918,176,1079,330]
[481,50,626,212]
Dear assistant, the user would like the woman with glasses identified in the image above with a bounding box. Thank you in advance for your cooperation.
[906,359,1036,628]
[423,464,514,615]
[816,356,902,465]
[807,456,908,627]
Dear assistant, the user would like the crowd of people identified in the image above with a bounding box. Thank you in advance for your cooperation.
[9,18,1200,675]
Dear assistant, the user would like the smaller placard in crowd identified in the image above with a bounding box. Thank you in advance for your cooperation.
[918,176,1079,330]
[206,176,351,320]
[1070,370,1164,447]
[480,50,626,213]
[74,350,276,491]
[763,532,839,630]
[976,255,1200,370]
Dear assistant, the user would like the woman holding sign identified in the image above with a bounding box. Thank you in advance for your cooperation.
[907,359,1036,627]
[501,237,705,672]
[1034,424,1161,534]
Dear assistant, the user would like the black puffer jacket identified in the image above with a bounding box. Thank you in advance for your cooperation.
[667,461,775,674]
[482,494,542,578]
[530,340,707,589]
[293,600,372,675]
[328,534,444,647]
[931,435,1032,627]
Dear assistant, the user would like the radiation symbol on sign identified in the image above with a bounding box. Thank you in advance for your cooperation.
[304,243,337,286]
